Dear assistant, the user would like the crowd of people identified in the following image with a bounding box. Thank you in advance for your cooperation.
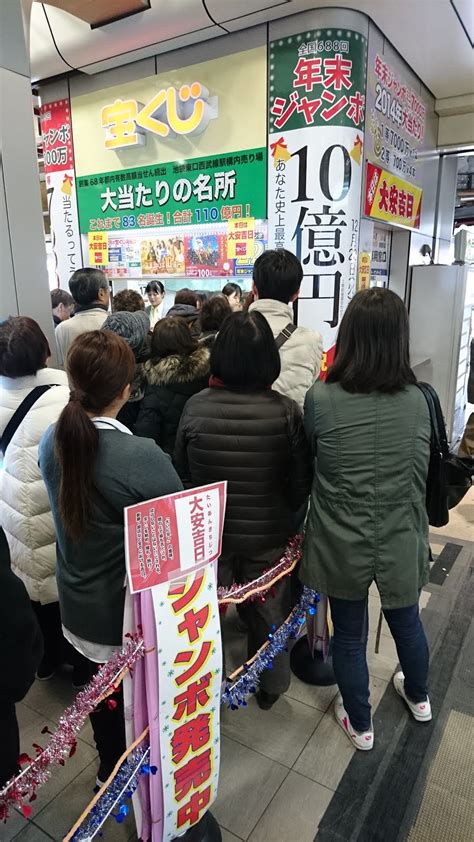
[0,249,435,789]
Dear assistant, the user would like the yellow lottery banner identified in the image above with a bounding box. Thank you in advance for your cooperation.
[365,163,422,229]
[227,218,255,259]
[88,231,108,265]
[358,252,371,290]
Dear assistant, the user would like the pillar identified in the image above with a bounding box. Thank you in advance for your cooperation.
[0,0,56,361]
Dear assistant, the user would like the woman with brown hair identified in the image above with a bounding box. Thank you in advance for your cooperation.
[135,316,210,454]
[39,330,182,784]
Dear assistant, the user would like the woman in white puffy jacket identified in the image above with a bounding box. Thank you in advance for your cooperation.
[0,317,70,680]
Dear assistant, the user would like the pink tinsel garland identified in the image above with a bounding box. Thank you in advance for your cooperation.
[217,535,302,603]
[0,537,303,822]
[0,636,145,821]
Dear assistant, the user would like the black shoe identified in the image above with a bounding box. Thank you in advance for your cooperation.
[36,659,59,681]
[256,689,280,710]
[72,663,91,691]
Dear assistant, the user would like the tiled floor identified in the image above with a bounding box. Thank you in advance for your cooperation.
[5,487,473,842]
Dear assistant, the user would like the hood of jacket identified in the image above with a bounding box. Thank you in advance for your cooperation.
[145,346,210,387]
[166,303,199,321]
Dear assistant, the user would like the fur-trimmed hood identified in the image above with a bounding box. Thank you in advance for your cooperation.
[144,346,210,386]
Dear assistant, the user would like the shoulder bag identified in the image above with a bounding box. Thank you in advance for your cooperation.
[0,385,53,457]
[275,322,297,350]
[417,382,473,527]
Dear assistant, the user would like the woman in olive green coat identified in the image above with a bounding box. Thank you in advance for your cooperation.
[300,288,433,751]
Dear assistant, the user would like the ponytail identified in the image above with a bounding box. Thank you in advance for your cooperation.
[56,398,99,541]
[54,330,135,540]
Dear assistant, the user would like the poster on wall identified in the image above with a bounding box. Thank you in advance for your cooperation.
[40,99,81,288]
[140,236,186,275]
[76,150,266,235]
[364,39,431,229]
[184,233,233,278]
[268,28,367,365]
[370,226,391,286]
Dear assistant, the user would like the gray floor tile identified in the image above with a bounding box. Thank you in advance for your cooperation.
[23,677,76,725]
[10,821,54,841]
[34,761,136,840]
[294,707,355,791]
[15,704,45,733]
[1,810,33,842]
[221,693,322,767]
[285,674,338,712]
[212,736,288,839]
[248,770,333,842]
[294,677,388,791]
[220,829,243,842]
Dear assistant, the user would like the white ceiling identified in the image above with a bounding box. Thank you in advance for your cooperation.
[29,0,474,99]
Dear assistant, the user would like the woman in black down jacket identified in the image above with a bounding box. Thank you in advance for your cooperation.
[174,311,312,709]
[135,317,210,454]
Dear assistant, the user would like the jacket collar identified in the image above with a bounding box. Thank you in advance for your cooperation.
[145,346,210,386]
[249,299,294,324]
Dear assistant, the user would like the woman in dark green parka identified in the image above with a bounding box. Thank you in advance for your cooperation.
[300,288,433,751]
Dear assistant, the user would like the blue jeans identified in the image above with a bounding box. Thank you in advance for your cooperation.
[329,596,429,732]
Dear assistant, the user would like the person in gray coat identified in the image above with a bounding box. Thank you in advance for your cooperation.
[39,330,182,785]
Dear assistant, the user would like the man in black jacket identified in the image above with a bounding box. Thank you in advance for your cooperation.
[0,528,43,786]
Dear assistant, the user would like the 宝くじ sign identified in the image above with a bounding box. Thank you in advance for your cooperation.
[101,83,218,149]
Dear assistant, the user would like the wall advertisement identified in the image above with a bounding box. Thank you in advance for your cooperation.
[76,149,266,234]
[364,38,431,229]
[40,99,81,288]
[268,28,367,360]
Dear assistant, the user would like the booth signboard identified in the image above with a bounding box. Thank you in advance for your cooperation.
[364,36,431,229]
[268,28,367,362]
[124,482,227,594]
[364,162,422,228]
[40,99,81,287]
[227,217,255,259]
[76,150,266,234]
[88,231,108,266]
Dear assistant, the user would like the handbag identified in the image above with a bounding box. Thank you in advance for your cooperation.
[417,382,473,527]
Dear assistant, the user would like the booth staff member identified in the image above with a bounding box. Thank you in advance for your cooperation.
[145,281,165,329]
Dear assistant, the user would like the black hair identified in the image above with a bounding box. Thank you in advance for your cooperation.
[145,281,165,295]
[210,311,281,390]
[69,268,108,306]
[326,287,417,394]
[200,294,232,332]
[222,282,242,298]
[253,249,303,303]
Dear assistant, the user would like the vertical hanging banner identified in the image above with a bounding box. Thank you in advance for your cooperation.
[125,484,226,841]
[40,99,81,288]
[268,28,367,365]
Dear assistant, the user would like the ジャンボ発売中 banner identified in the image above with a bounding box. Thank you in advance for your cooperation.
[268,28,367,364]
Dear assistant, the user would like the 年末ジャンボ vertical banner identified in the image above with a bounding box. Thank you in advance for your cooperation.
[40,99,81,288]
[267,28,367,369]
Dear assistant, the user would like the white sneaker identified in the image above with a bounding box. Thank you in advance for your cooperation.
[393,672,432,721]
[334,696,374,750]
